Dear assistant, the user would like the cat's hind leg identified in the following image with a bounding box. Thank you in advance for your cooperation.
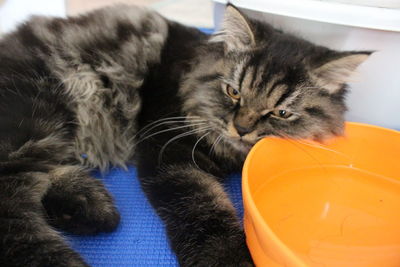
[0,101,94,265]
[43,165,120,235]
[0,171,89,267]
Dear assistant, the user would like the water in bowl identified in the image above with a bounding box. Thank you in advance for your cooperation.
[254,165,400,267]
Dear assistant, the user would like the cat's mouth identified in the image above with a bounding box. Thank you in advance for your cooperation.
[227,131,275,153]
[238,138,256,147]
[226,136,256,153]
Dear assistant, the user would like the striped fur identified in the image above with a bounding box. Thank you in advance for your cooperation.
[0,4,370,267]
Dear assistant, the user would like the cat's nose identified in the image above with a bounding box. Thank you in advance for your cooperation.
[233,107,259,136]
[234,123,252,137]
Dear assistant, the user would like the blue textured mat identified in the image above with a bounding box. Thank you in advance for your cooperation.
[68,167,244,267]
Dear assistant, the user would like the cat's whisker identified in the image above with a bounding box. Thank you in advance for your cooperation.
[139,120,208,140]
[302,86,321,89]
[142,115,201,126]
[275,131,349,159]
[135,122,207,146]
[275,131,328,171]
[209,134,223,156]
[130,117,205,144]
[158,126,212,164]
[134,116,203,138]
[136,118,206,140]
[192,132,211,169]
[290,138,352,161]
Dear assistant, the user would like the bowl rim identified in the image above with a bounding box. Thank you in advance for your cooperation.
[242,121,400,266]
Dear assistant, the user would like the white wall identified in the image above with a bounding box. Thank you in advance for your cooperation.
[0,0,66,33]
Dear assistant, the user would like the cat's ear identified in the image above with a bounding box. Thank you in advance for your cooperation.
[210,4,255,51]
[310,52,372,93]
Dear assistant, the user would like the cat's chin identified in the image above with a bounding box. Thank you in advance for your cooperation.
[229,138,255,154]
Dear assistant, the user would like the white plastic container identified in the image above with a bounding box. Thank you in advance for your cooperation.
[214,0,400,130]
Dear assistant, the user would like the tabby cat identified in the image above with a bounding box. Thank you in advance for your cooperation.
[0,4,370,266]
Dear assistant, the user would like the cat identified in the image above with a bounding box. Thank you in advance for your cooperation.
[0,3,370,267]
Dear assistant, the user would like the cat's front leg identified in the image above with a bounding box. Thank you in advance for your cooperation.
[139,164,253,267]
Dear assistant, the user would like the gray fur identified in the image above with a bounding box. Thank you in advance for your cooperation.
[28,5,168,170]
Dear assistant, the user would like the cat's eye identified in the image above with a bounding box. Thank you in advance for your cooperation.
[273,109,292,119]
[226,85,241,100]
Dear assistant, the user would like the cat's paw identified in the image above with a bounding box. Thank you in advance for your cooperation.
[178,233,255,267]
[197,242,254,267]
[43,174,120,235]
[45,191,120,235]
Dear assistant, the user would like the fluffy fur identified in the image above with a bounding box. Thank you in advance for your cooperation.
[0,4,370,266]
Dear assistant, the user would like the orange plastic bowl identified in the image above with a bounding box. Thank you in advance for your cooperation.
[242,122,400,267]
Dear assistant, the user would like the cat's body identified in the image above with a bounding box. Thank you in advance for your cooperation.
[0,4,370,266]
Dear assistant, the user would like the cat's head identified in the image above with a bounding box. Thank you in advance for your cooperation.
[181,5,371,153]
